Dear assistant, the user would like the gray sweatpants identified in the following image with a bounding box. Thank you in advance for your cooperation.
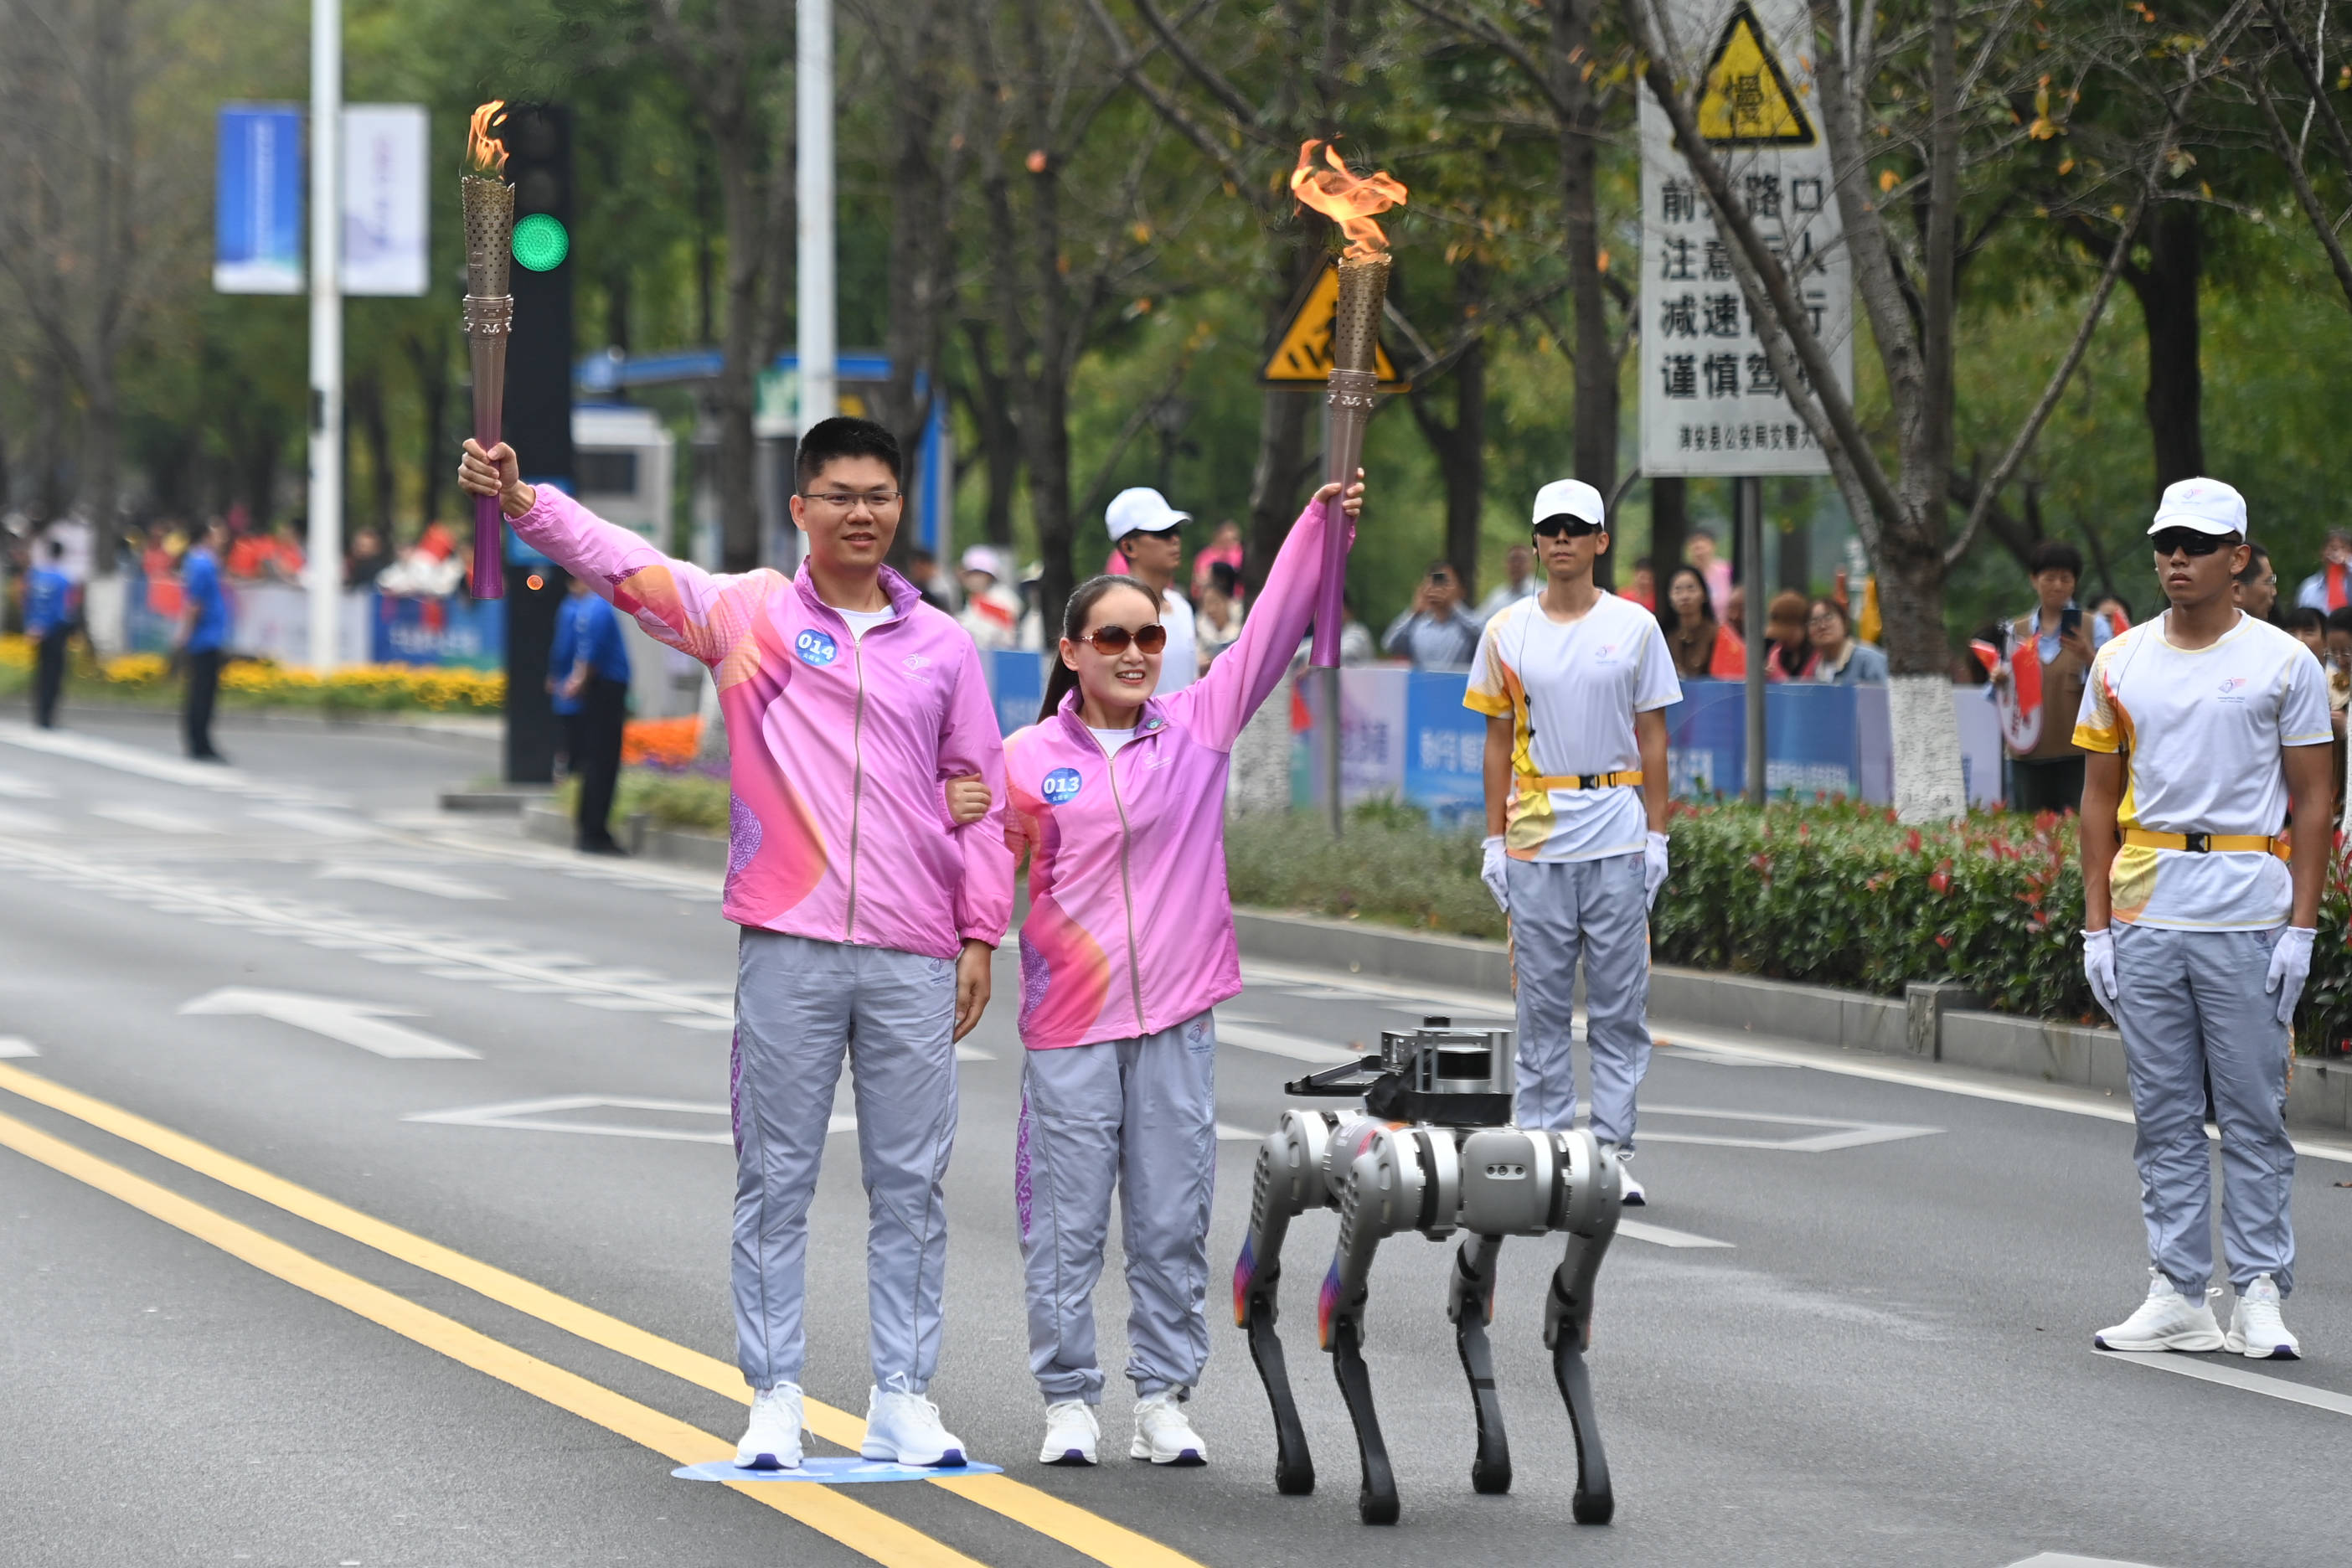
[1016,1012,1217,1404]
[2111,922,2297,1297]
[1509,853,1653,1148]
[730,929,958,1392]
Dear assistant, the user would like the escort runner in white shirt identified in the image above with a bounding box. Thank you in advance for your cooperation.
[2077,477,2334,1362]
[1105,486,1197,694]
[1466,478,1679,1205]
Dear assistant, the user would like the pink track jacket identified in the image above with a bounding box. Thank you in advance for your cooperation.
[1003,500,1349,1050]
[511,486,1014,960]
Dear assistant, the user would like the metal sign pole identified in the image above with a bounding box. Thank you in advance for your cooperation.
[1321,397,1344,837]
[1740,475,1766,804]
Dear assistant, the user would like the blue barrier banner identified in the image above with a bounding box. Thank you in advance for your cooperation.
[1661,679,1889,802]
[986,648,1046,735]
[215,106,304,294]
[1403,669,1487,823]
[1298,667,1410,807]
[372,593,505,669]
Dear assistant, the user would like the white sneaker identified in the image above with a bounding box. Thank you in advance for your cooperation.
[862,1387,967,1467]
[2094,1270,2224,1353]
[1039,1400,1100,1466]
[1601,1143,1646,1207]
[1130,1390,1206,1466]
[735,1382,805,1469]
[2224,1275,2301,1360]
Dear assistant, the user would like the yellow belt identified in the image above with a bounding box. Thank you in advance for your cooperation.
[2122,828,2290,861]
[1518,771,1644,792]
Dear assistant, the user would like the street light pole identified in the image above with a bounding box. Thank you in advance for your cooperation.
[1739,475,1765,804]
[796,0,837,441]
[307,0,342,672]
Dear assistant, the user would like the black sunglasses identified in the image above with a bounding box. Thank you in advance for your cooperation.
[2148,529,2230,558]
[1077,623,1168,655]
[1533,517,1605,539]
[1123,525,1184,544]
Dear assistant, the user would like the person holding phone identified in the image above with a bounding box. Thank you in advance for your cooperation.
[1382,557,1481,668]
[1990,540,2112,813]
[1002,475,1364,1470]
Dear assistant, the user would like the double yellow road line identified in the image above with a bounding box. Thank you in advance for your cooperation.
[0,1062,1205,1568]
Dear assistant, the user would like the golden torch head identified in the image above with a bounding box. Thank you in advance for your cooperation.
[1289,140,1406,374]
[462,102,513,299]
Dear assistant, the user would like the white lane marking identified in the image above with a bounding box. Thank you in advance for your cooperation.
[0,721,336,804]
[1217,1023,1361,1065]
[180,988,479,1060]
[88,803,224,834]
[1215,1122,1266,1142]
[565,996,682,1012]
[0,805,61,833]
[2004,1556,2172,1568]
[317,863,505,901]
[405,1095,855,1141]
[955,1044,993,1063]
[1638,1104,1942,1153]
[2097,1350,2352,1421]
[247,806,379,839]
[663,1014,735,1031]
[0,1037,39,1058]
[0,771,56,798]
[1617,1219,1735,1249]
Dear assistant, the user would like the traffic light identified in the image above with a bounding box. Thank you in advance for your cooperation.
[493,102,574,785]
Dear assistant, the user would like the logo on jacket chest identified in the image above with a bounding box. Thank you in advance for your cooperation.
[794,628,840,668]
[1040,766,1085,805]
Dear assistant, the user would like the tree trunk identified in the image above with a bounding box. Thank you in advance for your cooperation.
[1553,0,1617,586]
[1650,476,1687,585]
[2125,204,2204,493]
[77,379,119,560]
[1406,262,1488,598]
[406,332,450,534]
[1245,236,1326,598]
[34,352,65,522]
[712,136,764,574]
[957,321,1020,547]
[355,371,395,537]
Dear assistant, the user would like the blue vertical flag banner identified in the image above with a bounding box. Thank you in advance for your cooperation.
[341,104,429,297]
[1402,669,1488,823]
[214,105,304,294]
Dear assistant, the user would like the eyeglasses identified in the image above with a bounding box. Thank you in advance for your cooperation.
[799,490,904,511]
[1122,525,1183,544]
[1077,623,1168,655]
[2148,529,2227,558]
[1533,517,1605,539]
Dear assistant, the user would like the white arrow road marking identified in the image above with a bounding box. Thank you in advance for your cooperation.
[1635,1104,1943,1153]
[247,806,379,839]
[89,803,224,834]
[2004,1557,2173,1568]
[1216,1023,1361,1065]
[0,770,56,798]
[317,863,504,900]
[405,1095,855,1140]
[0,1038,39,1058]
[2097,1349,2352,1421]
[0,721,330,802]
[179,988,479,1060]
[1617,1219,1736,1248]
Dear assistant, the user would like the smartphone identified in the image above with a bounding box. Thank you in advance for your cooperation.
[2060,605,2081,640]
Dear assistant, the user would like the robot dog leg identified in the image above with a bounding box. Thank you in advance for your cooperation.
[1543,1127,1622,1524]
[1318,1123,1442,1525]
[1447,1232,1512,1495]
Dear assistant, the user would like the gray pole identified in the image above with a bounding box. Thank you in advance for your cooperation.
[307,0,342,671]
[1740,475,1765,804]
[1321,399,1344,836]
[797,0,838,433]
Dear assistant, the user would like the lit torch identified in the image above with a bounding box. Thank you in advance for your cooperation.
[1289,140,1406,667]
[462,102,513,600]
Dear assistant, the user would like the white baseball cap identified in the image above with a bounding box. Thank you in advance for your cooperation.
[2148,477,2247,538]
[1106,487,1191,543]
[959,544,1007,579]
[1532,478,1606,529]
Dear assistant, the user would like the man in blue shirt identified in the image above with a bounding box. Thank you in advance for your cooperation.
[550,573,632,854]
[23,539,75,729]
[177,518,231,761]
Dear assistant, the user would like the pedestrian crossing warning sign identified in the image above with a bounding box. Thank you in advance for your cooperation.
[1258,262,1410,388]
[1697,3,1816,146]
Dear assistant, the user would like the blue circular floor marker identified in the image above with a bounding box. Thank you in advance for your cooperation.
[673,1457,1003,1483]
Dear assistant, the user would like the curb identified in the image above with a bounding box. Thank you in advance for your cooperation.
[522,802,729,873]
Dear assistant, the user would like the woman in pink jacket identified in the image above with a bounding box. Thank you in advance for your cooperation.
[1004,474,1364,1471]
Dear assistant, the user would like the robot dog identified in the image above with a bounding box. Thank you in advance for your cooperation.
[1232,1018,1621,1525]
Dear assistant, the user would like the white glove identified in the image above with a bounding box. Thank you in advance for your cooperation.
[2267,926,2316,1024]
[1480,835,1510,915]
[1643,831,1670,910]
[2081,927,2118,1008]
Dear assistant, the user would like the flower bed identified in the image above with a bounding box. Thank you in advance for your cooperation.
[0,637,503,713]
[622,715,701,768]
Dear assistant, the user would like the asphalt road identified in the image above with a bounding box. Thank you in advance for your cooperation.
[4,706,2350,1568]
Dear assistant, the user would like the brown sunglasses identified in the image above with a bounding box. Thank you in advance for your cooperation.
[1076,623,1168,655]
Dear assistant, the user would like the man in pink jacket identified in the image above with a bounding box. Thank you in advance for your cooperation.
[460,418,1013,1473]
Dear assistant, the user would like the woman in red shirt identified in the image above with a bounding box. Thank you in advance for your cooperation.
[1657,564,1745,679]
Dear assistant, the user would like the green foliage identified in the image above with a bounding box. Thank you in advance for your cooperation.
[1222,807,1505,941]
[567,767,731,834]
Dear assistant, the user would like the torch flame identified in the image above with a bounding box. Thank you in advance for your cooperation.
[1289,140,1408,260]
[467,101,509,177]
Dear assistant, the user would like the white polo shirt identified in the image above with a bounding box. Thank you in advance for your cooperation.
[2072,611,2330,929]
[1464,592,1679,863]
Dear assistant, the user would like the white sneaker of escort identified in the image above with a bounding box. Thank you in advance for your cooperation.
[2224,1274,2301,1360]
[1130,1390,1206,1466]
[1039,1400,1101,1466]
[863,1387,967,1467]
[1600,1143,1646,1207]
[2094,1270,2225,1353]
[736,1382,805,1470]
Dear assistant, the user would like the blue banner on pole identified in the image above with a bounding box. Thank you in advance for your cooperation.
[1402,670,1487,823]
[215,105,304,294]
[986,648,1045,735]
[372,593,506,669]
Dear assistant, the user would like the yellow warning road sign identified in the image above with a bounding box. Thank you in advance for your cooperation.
[1257,262,1411,389]
[1697,3,1815,146]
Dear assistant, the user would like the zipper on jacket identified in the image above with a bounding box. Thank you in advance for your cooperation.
[1096,732,1149,1034]
[842,632,870,941]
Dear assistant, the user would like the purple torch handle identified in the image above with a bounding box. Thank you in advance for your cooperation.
[467,322,509,601]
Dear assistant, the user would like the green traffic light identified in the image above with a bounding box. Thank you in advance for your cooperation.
[512,213,570,272]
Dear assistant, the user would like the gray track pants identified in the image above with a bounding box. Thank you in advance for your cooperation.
[730,929,958,1392]
[1015,1012,1217,1404]
[2112,923,2297,1297]
[1508,853,1653,1148]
